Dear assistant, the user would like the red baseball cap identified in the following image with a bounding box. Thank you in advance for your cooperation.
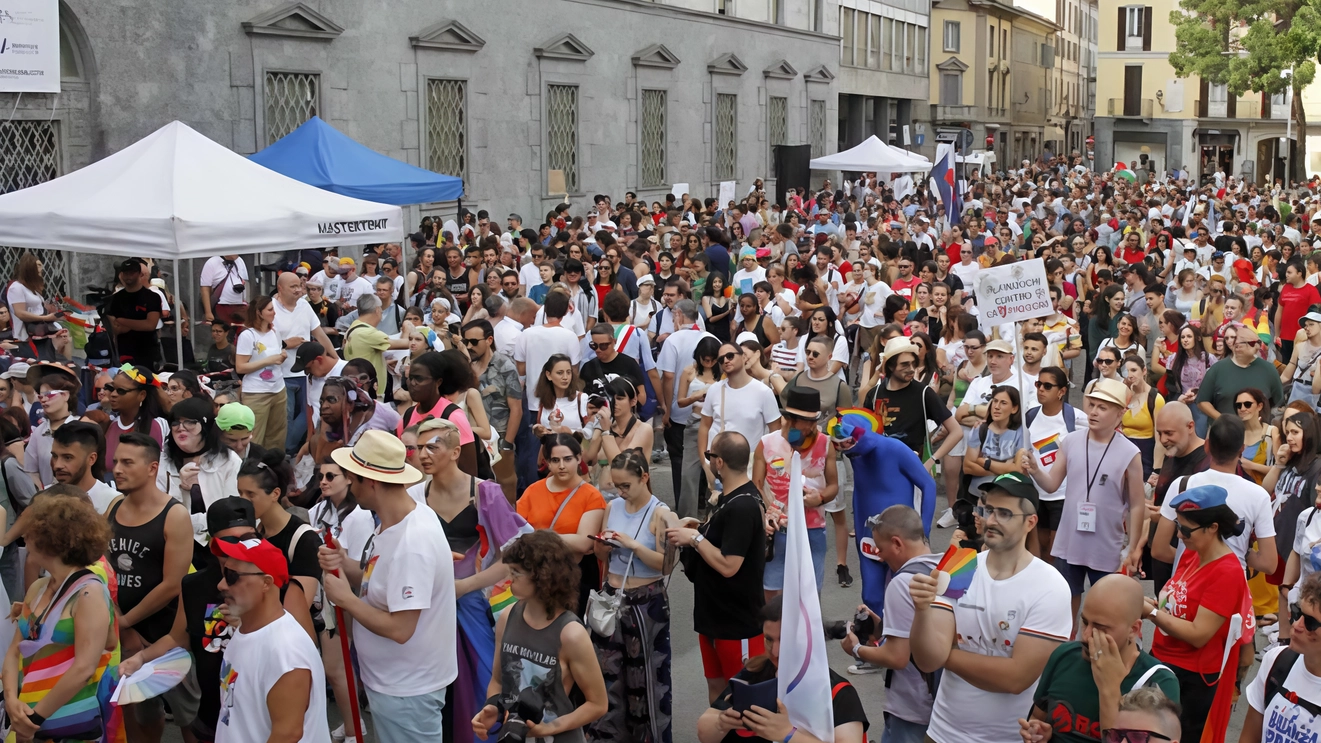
[210,536,290,587]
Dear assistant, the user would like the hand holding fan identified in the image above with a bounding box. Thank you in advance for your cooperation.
[934,544,978,599]
[110,647,192,705]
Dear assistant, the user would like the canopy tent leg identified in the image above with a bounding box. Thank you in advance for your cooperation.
[173,259,184,371]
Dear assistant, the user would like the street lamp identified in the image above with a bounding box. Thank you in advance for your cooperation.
[1283,68,1294,186]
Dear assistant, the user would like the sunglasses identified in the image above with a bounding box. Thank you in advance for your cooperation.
[805,349,823,358]
[588,342,614,351]
[222,567,266,586]
[1035,381,1061,391]
[1235,400,1256,410]
[110,385,141,395]
[1293,602,1321,633]
[1096,358,1117,365]
[717,352,740,364]
[462,338,483,347]
[1101,730,1172,743]
[320,472,338,481]
[1175,522,1210,538]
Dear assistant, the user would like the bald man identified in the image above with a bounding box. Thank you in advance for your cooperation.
[274,271,339,455]
[1019,575,1180,743]
[1147,401,1208,592]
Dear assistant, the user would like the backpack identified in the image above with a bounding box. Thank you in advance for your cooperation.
[1263,648,1321,718]
[1025,403,1078,432]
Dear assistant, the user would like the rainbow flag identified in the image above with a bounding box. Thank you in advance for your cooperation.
[1033,433,1062,467]
[489,579,517,619]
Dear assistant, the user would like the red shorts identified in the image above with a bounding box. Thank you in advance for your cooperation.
[699,633,765,681]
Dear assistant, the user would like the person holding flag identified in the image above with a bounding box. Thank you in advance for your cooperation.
[696,451,870,743]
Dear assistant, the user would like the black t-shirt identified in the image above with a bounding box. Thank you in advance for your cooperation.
[580,353,646,397]
[181,561,228,738]
[107,287,163,368]
[863,381,952,457]
[264,514,323,584]
[691,482,766,639]
[712,668,868,743]
[205,343,234,374]
[1152,446,1209,507]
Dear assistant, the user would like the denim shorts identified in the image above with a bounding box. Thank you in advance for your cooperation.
[763,527,827,591]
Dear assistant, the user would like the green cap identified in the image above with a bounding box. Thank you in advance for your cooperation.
[215,402,255,432]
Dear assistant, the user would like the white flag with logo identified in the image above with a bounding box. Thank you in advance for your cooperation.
[777,452,835,742]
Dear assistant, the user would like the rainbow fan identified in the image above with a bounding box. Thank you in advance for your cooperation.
[935,544,979,599]
[110,647,192,706]
[826,408,882,441]
[489,579,517,619]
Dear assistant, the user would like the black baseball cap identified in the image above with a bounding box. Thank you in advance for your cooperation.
[118,257,148,274]
[290,341,326,374]
[206,496,256,537]
[979,472,1040,510]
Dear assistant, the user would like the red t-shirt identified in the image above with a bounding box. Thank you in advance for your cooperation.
[944,241,965,265]
[1151,550,1248,673]
[892,276,922,302]
[1117,246,1147,265]
[1278,282,1321,341]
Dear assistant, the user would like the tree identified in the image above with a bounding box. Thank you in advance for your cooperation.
[1169,0,1320,184]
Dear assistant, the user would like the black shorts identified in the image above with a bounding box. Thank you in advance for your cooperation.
[1038,499,1064,531]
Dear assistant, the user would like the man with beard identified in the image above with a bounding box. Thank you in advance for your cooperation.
[1018,575,1180,742]
[50,421,118,513]
[107,432,194,743]
[209,529,331,742]
[1145,402,1209,593]
[863,337,960,471]
[909,472,1071,743]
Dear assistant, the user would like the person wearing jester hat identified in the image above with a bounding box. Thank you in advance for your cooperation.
[830,409,937,619]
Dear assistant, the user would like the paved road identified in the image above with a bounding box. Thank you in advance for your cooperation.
[165,373,1254,742]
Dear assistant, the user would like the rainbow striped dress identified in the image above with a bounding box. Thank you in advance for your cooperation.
[9,571,121,743]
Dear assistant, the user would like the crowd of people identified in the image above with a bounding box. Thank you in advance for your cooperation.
[6,156,1321,743]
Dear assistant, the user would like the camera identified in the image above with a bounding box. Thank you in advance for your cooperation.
[824,607,876,642]
[488,686,545,743]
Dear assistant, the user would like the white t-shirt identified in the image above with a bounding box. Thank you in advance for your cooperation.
[1161,468,1275,567]
[926,555,1072,743]
[307,360,349,428]
[1292,507,1321,603]
[882,555,939,725]
[1246,645,1321,741]
[200,256,249,306]
[732,267,767,295]
[700,377,782,447]
[87,480,119,514]
[518,262,544,290]
[5,282,43,342]
[535,305,587,338]
[513,324,581,386]
[337,276,374,308]
[235,327,286,394]
[356,502,457,696]
[307,271,340,302]
[1025,408,1074,502]
[657,328,716,425]
[949,260,981,290]
[273,298,320,378]
[629,297,662,328]
[216,611,331,743]
[308,500,376,561]
[494,315,524,358]
[529,393,592,433]
[859,281,893,328]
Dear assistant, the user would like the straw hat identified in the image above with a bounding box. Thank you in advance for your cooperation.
[331,430,423,485]
[880,336,920,368]
[1085,378,1130,408]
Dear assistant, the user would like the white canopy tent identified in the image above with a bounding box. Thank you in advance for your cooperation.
[0,120,404,366]
[809,135,931,174]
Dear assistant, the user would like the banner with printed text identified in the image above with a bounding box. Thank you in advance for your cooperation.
[972,257,1052,331]
[0,0,59,93]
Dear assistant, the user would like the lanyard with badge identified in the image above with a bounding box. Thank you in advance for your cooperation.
[1078,433,1116,533]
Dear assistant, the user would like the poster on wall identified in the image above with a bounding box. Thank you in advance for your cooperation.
[0,0,59,94]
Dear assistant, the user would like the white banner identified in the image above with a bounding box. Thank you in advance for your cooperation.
[972,257,1052,330]
[718,180,735,206]
[0,0,59,93]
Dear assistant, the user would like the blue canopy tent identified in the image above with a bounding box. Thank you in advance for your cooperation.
[250,116,463,205]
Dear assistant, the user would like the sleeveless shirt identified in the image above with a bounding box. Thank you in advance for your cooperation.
[500,603,587,743]
[108,498,184,643]
[605,496,663,580]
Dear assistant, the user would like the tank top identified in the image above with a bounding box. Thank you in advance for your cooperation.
[1244,430,1272,485]
[499,603,587,743]
[605,496,663,580]
[14,571,118,742]
[108,498,184,643]
[688,376,712,401]
[440,476,481,555]
[760,431,828,530]
[447,266,471,301]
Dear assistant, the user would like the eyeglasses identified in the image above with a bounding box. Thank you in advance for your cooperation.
[221,567,266,586]
[975,503,1027,522]
[588,342,614,351]
[1175,522,1210,538]
[717,352,740,364]
[963,344,982,352]
[1101,730,1173,743]
[170,419,203,431]
[1235,400,1256,410]
[1291,602,1321,633]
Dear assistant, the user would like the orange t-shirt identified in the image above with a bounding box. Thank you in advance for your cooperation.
[517,479,607,535]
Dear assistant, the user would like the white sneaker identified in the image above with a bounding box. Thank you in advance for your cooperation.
[847,661,882,675]
[936,507,957,529]
[331,725,345,743]
[1258,621,1279,636]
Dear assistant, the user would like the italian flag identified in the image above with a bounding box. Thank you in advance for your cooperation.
[1115,163,1137,183]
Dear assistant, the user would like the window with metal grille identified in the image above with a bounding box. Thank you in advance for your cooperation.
[810,100,827,158]
[768,96,787,172]
[640,89,667,187]
[714,94,737,181]
[546,85,579,193]
[265,72,319,144]
[0,121,67,298]
[426,79,467,182]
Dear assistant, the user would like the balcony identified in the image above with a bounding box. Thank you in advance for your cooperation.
[1108,98,1153,118]
[935,105,976,121]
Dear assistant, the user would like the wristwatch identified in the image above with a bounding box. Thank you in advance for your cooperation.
[692,533,706,548]
[984,457,992,472]
[1148,606,1159,619]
